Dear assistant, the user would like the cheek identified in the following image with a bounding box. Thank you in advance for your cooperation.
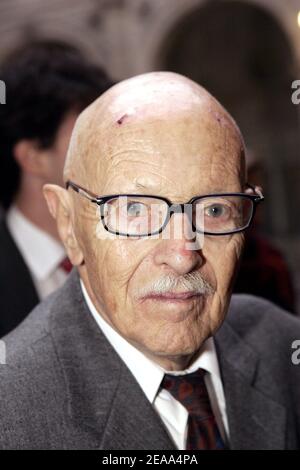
[202,235,244,293]
[87,238,149,309]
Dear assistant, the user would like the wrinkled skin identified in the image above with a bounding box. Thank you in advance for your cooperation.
[44,72,246,371]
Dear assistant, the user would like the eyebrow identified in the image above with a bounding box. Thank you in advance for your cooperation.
[134,182,150,190]
[124,181,244,196]
[132,182,163,192]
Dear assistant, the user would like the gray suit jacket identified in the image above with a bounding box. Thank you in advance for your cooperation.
[0,270,299,450]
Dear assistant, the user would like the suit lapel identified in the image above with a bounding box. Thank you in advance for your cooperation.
[99,363,176,450]
[215,320,287,449]
[51,271,175,450]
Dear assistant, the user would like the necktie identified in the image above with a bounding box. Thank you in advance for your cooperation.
[161,368,226,450]
[60,257,73,273]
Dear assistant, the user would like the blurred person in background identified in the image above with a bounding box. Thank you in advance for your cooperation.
[0,40,113,337]
[234,149,296,313]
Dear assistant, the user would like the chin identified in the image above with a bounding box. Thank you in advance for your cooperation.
[144,330,209,359]
[128,310,214,359]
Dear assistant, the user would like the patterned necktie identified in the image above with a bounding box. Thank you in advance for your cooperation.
[161,368,226,450]
[60,257,73,273]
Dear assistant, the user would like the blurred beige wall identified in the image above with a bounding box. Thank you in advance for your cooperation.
[1,0,300,80]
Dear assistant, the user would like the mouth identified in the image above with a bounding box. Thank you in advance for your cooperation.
[140,291,203,302]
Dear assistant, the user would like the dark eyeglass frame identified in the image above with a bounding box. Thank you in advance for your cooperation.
[66,180,264,237]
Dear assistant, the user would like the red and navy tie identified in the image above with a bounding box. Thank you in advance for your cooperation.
[161,368,226,450]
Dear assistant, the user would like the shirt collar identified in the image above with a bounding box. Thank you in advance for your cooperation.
[80,279,222,404]
[7,205,65,281]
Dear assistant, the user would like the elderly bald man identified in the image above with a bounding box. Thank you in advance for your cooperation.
[0,72,299,450]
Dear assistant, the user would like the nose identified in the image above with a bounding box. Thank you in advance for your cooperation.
[153,213,204,275]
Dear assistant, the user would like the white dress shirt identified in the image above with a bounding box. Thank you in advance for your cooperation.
[81,280,230,449]
[7,205,68,299]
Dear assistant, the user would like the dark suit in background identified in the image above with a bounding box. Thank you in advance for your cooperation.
[0,270,299,449]
[0,218,38,337]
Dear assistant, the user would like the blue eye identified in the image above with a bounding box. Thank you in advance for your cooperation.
[205,204,227,218]
[126,202,147,217]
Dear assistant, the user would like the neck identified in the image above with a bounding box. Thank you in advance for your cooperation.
[13,174,59,241]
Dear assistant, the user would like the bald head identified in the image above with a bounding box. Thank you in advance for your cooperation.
[64,72,245,189]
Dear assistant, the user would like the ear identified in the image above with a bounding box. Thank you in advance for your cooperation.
[14,140,49,177]
[43,184,84,266]
[245,184,263,195]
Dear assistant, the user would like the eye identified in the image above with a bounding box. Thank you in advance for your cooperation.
[126,201,148,217]
[205,203,229,218]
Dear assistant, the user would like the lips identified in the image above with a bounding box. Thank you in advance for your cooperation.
[142,291,202,301]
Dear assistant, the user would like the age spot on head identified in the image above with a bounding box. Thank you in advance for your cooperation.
[117,113,129,125]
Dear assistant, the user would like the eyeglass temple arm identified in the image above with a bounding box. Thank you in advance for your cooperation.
[66,181,99,203]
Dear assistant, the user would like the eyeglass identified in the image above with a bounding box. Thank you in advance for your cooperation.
[66,180,264,237]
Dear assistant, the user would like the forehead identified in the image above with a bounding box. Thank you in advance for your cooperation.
[89,106,244,197]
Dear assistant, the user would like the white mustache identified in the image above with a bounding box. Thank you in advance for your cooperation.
[137,272,215,299]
